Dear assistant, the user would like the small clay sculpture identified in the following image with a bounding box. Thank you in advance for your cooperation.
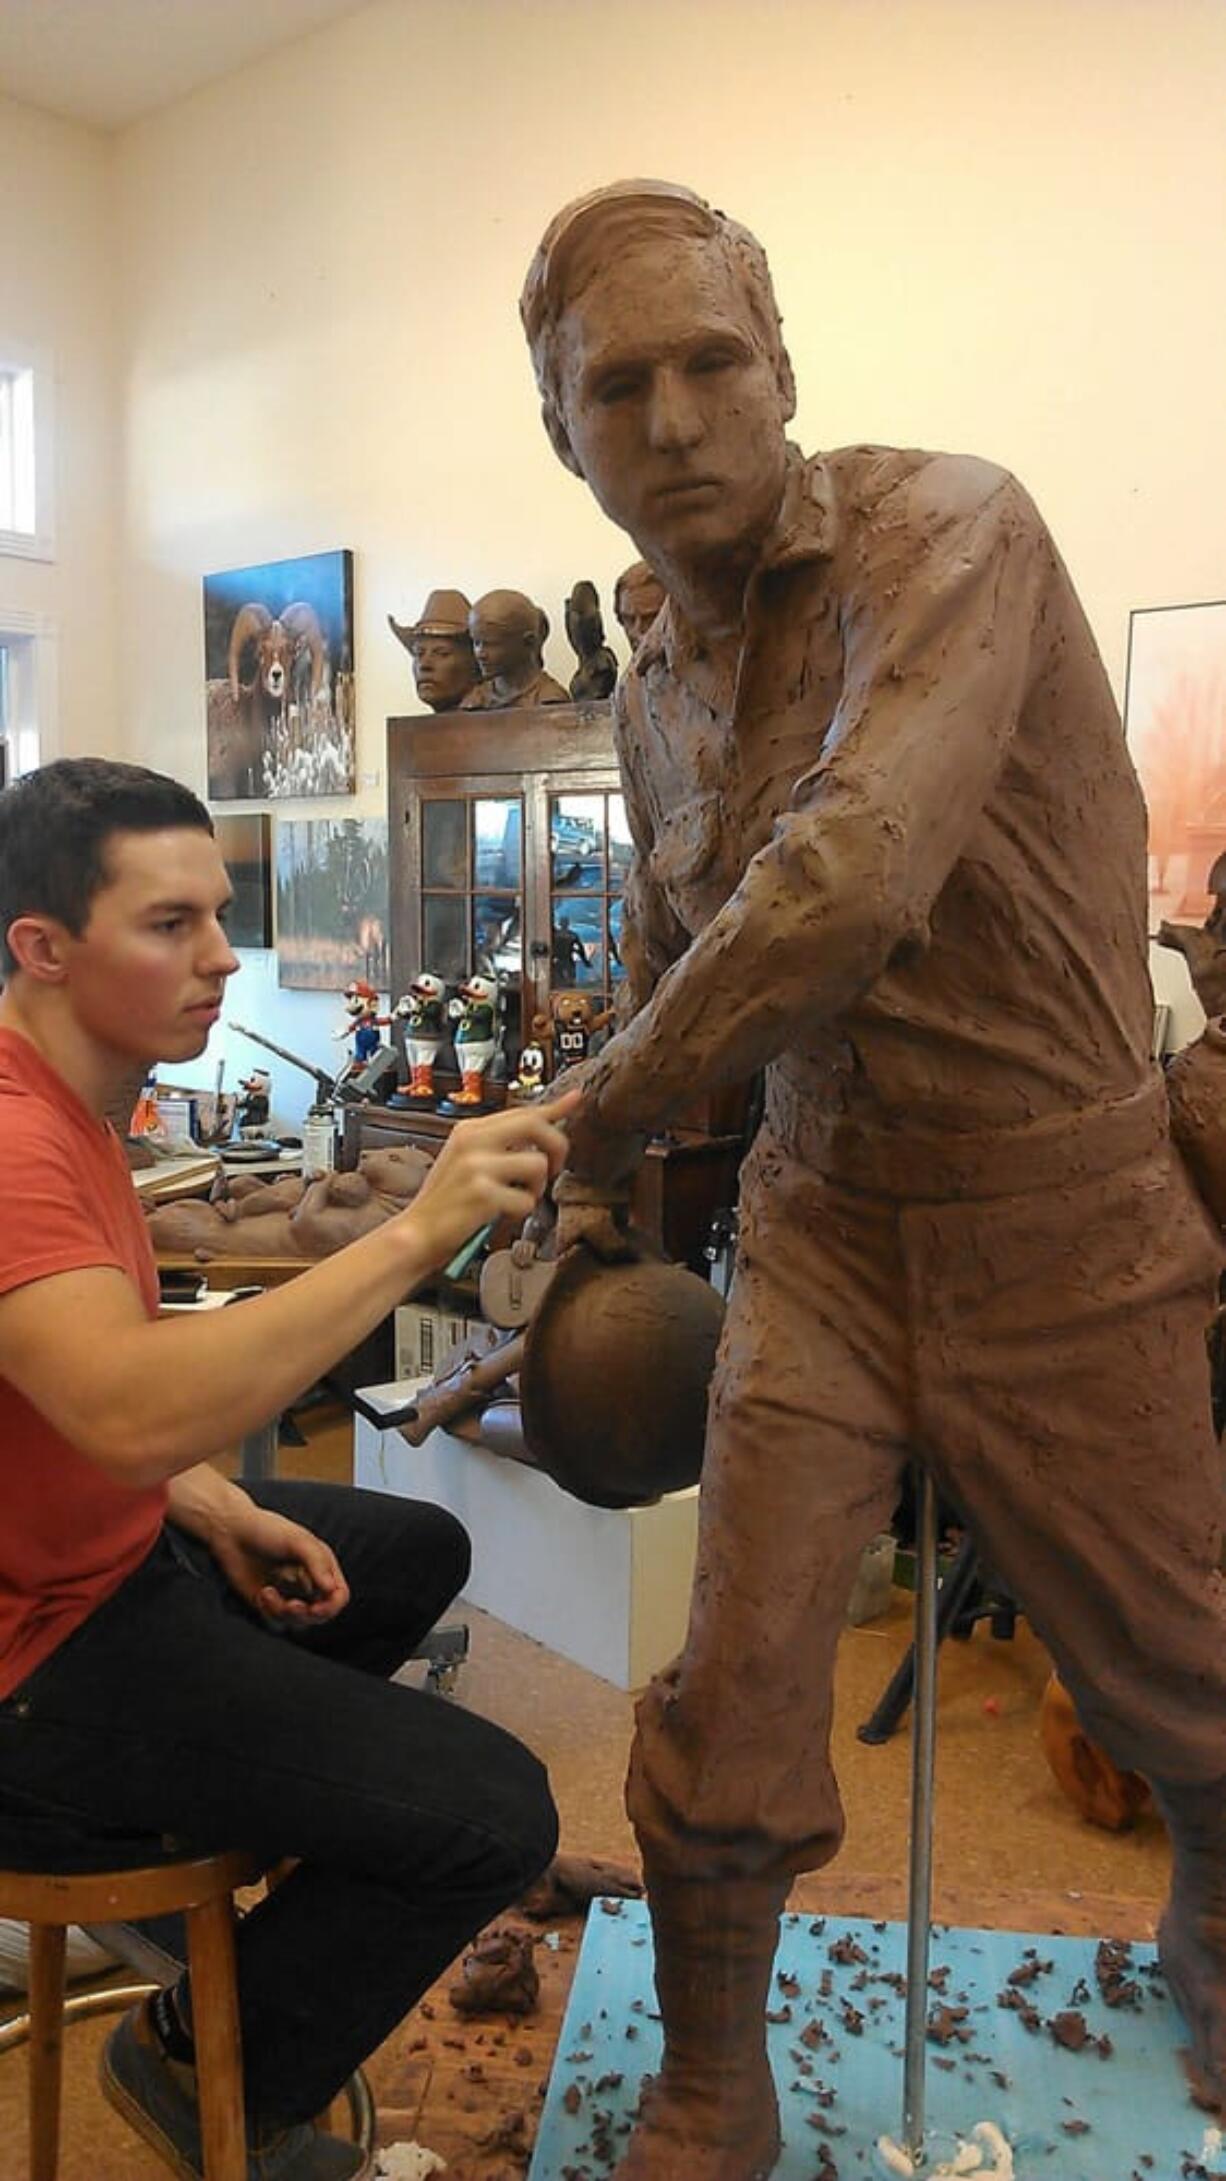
[517,1851,644,1921]
[461,590,570,710]
[448,1927,540,2019]
[145,1143,431,1261]
[1159,916,1226,1019]
[388,588,480,712]
[613,560,667,651]
[520,175,1226,2178]
[565,579,619,700]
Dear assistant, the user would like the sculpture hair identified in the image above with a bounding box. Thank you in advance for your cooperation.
[520,179,795,471]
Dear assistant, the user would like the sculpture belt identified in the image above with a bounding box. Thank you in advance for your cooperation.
[762,1071,1170,1203]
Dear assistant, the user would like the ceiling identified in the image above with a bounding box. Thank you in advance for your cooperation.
[0,0,370,132]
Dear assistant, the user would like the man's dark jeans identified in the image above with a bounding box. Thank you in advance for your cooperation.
[0,1481,558,2125]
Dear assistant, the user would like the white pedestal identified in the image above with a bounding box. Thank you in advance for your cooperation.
[352,1397,698,1691]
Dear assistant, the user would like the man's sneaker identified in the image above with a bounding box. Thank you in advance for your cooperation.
[100,1999,366,2180]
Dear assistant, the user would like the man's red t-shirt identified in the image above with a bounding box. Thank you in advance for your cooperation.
[0,1028,166,1698]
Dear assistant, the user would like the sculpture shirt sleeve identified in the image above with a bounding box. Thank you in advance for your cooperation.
[587,461,1053,1137]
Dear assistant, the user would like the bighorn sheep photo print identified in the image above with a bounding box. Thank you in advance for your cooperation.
[203,548,355,799]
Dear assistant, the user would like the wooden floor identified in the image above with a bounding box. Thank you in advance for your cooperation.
[0,1406,1173,2178]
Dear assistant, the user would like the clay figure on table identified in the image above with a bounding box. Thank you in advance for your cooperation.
[461,590,570,710]
[388,588,480,712]
[564,579,620,700]
[0,757,580,2181]
[522,178,1226,2177]
[613,558,668,651]
[389,969,449,1106]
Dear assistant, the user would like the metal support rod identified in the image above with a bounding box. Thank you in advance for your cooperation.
[902,1463,940,2166]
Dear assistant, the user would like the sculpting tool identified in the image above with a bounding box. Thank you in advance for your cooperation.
[444,1219,496,1282]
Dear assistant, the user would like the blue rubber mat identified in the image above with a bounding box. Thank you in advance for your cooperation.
[527,1901,1226,2179]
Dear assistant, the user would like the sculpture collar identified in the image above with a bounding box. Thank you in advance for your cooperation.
[637,444,837,677]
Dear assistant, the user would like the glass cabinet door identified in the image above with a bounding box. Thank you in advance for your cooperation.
[548,790,630,1007]
[419,791,524,1046]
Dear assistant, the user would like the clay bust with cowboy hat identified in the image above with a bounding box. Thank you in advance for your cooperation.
[387,588,480,711]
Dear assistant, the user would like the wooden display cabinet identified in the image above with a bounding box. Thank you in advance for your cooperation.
[364,702,745,1269]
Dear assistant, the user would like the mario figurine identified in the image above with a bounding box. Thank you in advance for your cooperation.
[439,974,500,1111]
[334,981,388,1066]
[389,970,448,1107]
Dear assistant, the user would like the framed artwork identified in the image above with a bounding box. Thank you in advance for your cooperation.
[212,813,273,949]
[276,816,389,991]
[203,548,355,800]
[1125,599,1226,925]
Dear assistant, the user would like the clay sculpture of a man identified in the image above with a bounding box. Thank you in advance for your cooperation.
[565,578,620,699]
[613,558,667,651]
[388,588,480,711]
[521,177,1226,2180]
[461,590,570,709]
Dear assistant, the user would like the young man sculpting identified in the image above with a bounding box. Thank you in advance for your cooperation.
[521,179,1226,2179]
[0,758,576,2180]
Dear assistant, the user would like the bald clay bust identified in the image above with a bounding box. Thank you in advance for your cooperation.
[521,178,1226,2181]
[461,589,570,710]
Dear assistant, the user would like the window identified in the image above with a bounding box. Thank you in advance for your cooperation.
[0,343,54,562]
[0,613,57,775]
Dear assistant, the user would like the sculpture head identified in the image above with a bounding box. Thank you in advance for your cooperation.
[391,588,479,711]
[522,180,796,579]
[613,559,668,649]
[469,589,549,690]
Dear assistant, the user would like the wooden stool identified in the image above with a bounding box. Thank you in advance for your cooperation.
[0,1845,262,2181]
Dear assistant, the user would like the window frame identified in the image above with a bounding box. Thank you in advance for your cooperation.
[0,339,55,564]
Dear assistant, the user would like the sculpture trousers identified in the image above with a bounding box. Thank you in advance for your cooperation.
[628,1124,1226,1882]
[0,1481,558,2125]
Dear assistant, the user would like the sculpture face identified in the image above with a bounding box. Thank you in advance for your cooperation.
[615,565,667,648]
[412,633,478,711]
[554,235,791,570]
[470,616,535,683]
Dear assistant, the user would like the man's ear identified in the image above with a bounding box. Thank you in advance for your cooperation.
[776,343,798,426]
[542,398,583,479]
[4,914,72,983]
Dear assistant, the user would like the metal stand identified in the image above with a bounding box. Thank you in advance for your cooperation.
[901,1464,940,2167]
[857,1534,1018,1746]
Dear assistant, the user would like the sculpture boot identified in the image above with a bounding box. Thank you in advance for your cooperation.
[612,1875,788,2181]
[1152,1775,1226,2108]
[410,1064,435,1099]
[453,1069,486,1106]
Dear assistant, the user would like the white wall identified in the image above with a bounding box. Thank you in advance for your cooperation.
[14,0,1225,1079]
[0,92,118,757]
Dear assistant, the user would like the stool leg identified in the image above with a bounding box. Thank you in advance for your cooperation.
[28,1921,67,2181]
[185,1896,247,2181]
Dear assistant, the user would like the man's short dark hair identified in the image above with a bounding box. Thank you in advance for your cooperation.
[0,757,212,975]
